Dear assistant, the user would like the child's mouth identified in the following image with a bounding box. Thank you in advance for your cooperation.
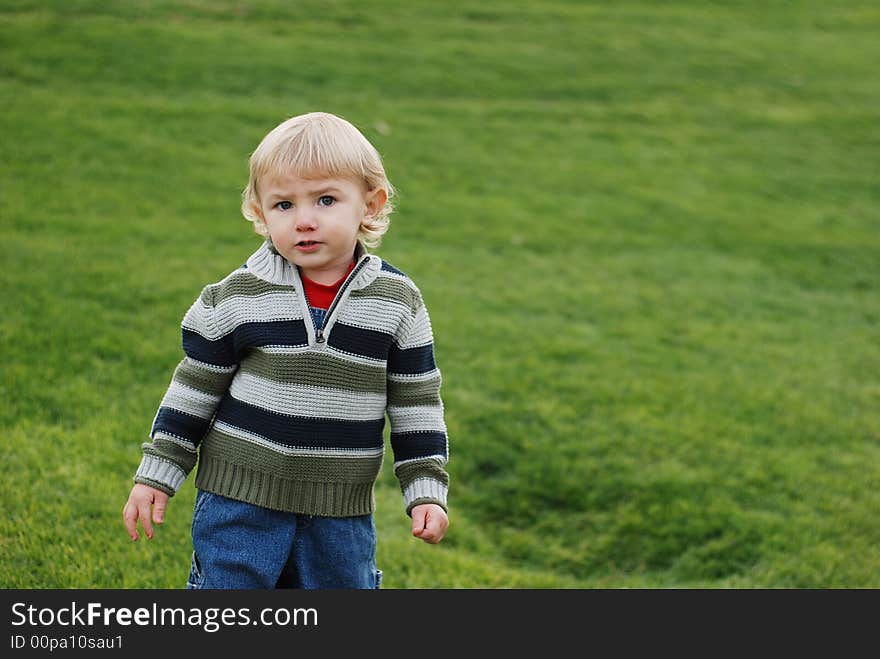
[295,241,321,252]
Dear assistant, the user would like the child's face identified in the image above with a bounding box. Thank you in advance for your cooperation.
[254,172,386,284]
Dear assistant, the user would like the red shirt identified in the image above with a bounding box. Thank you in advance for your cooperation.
[300,261,355,310]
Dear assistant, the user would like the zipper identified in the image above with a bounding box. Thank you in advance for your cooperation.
[314,257,370,344]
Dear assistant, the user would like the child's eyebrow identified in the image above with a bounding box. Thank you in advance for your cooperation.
[267,186,344,201]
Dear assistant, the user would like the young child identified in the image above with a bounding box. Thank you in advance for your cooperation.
[122,112,449,589]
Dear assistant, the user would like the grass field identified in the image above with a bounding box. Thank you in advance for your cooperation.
[1,0,878,588]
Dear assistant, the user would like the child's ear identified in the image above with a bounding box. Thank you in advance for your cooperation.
[364,188,388,218]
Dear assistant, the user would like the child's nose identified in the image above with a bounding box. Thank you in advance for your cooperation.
[294,210,318,231]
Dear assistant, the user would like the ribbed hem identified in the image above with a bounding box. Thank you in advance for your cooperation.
[403,478,448,516]
[135,455,186,494]
[195,455,376,517]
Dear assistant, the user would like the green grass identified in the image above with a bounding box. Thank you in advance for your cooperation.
[1,0,878,588]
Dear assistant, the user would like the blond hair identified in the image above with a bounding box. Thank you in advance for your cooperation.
[241,112,395,248]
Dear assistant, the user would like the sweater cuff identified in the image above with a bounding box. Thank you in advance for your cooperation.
[403,478,448,516]
[134,455,187,495]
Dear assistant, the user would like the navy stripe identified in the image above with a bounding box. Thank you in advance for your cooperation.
[328,322,394,360]
[390,431,448,461]
[216,395,385,449]
[152,407,212,442]
[388,342,436,374]
[380,261,407,277]
[233,320,309,354]
[182,329,237,367]
[185,321,310,365]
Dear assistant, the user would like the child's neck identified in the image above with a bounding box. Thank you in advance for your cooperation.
[299,260,355,287]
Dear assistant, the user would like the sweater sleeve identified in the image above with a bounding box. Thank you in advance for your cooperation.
[386,290,449,516]
[134,285,238,496]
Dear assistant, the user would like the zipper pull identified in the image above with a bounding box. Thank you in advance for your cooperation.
[316,329,325,343]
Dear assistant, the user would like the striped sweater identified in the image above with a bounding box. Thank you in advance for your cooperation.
[134,239,449,517]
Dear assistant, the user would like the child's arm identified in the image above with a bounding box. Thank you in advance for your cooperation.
[386,288,450,543]
[122,284,237,539]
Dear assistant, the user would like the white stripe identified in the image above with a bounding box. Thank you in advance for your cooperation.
[336,297,409,334]
[388,368,441,383]
[386,405,447,433]
[228,373,386,420]
[159,381,222,420]
[183,356,238,374]
[258,345,315,356]
[212,420,385,458]
[396,305,434,349]
[213,291,304,331]
[181,298,221,339]
[403,478,448,508]
[136,455,187,492]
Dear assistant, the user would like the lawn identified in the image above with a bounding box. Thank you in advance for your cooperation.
[1,0,878,588]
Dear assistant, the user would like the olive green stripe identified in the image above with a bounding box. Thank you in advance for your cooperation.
[200,426,385,482]
[386,376,442,407]
[349,277,414,308]
[244,350,386,393]
[394,458,449,491]
[142,438,198,474]
[211,273,298,306]
[172,359,236,397]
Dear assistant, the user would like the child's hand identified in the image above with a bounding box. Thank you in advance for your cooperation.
[122,484,170,541]
[410,503,449,544]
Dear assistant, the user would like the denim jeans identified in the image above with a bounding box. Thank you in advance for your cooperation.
[186,489,382,589]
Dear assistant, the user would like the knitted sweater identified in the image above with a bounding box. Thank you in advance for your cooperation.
[134,239,449,517]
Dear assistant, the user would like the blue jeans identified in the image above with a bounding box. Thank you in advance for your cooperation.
[186,489,382,589]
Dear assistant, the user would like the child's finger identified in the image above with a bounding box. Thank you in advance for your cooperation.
[411,508,427,536]
[152,498,167,525]
[422,511,448,543]
[422,517,441,542]
[137,502,154,540]
[122,502,140,541]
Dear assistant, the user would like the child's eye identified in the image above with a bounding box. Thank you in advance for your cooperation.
[318,195,336,207]
[276,201,293,210]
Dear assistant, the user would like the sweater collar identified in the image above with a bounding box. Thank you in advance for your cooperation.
[245,238,379,289]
